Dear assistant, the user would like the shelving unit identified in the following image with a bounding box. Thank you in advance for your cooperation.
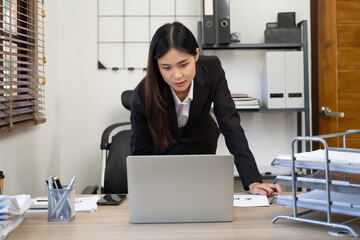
[271,130,360,238]
[197,20,310,152]
[201,42,303,50]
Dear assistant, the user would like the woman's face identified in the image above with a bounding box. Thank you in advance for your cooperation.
[157,48,199,101]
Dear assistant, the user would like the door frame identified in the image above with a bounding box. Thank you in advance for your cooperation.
[310,0,319,139]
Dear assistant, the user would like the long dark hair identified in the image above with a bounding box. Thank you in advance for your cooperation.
[143,21,199,150]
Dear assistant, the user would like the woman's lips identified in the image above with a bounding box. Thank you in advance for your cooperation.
[175,81,185,87]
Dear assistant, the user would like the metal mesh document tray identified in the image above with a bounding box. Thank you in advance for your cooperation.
[271,130,360,238]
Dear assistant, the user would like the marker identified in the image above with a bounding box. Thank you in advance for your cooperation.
[54,176,63,189]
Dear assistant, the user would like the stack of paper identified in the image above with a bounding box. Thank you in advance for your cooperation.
[231,93,260,109]
[274,149,360,173]
[274,190,360,217]
[276,149,360,165]
[0,194,33,240]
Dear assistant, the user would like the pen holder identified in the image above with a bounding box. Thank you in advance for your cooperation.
[47,186,75,222]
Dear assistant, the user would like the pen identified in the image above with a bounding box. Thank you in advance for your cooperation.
[67,176,76,190]
[48,176,54,189]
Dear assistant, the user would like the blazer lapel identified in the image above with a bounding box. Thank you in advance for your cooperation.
[185,68,210,133]
[166,87,180,139]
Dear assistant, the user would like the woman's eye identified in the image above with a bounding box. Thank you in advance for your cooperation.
[162,67,171,71]
[179,63,187,68]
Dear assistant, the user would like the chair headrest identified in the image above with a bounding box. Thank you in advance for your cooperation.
[121,90,133,111]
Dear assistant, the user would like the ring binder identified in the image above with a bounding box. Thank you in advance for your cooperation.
[216,0,230,44]
[203,0,215,44]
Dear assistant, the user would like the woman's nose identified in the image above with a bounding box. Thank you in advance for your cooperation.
[174,67,183,79]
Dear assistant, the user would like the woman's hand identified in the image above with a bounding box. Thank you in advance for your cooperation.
[248,182,283,197]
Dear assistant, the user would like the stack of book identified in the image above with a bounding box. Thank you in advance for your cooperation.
[0,195,33,240]
[231,93,260,109]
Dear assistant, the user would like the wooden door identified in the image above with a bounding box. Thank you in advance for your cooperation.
[312,0,360,148]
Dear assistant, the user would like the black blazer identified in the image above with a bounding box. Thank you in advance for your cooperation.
[130,55,262,189]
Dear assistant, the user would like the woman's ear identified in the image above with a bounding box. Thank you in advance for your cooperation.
[195,48,200,62]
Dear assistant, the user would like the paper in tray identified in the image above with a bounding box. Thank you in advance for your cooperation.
[274,149,360,174]
[274,190,360,217]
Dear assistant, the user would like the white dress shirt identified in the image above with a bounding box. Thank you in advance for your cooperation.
[170,82,194,128]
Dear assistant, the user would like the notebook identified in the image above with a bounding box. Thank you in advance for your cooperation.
[126,154,234,223]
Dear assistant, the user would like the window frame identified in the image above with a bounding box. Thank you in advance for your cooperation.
[0,0,46,135]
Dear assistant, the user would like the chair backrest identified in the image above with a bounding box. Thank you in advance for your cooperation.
[121,90,133,110]
[104,129,131,193]
[103,90,133,194]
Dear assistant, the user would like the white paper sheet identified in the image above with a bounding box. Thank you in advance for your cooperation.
[30,195,100,213]
[233,194,269,207]
[75,196,100,212]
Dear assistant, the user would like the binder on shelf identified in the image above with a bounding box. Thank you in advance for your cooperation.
[285,51,304,108]
[202,0,215,45]
[216,0,231,44]
[262,51,286,109]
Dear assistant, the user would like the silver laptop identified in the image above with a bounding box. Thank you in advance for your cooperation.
[126,154,234,223]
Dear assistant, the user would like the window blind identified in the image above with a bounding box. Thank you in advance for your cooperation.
[0,0,46,135]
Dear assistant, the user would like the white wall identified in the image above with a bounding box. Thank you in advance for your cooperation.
[0,0,310,195]
[56,0,145,193]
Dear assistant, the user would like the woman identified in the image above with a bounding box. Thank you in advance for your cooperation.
[130,22,282,196]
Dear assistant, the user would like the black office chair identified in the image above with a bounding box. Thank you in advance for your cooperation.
[82,90,133,194]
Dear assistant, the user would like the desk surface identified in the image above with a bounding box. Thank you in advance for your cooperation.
[7,196,360,240]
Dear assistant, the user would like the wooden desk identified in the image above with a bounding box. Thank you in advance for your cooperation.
[7,197,359,240]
